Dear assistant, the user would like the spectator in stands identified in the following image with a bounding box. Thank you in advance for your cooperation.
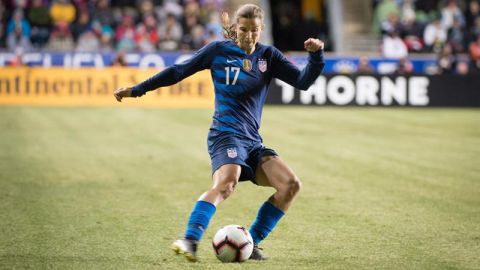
[400,13,426,52]
[203,28,219,45]
[394,57,414,75]
[135,24,156,52]
[381,12,401,35]
[6,9,31,40]
[71,9,91,42]
[466,0,480,33]
[92,0,114,27]
[199,0,221,25]
[138,0,155,19]
[47,21,75,52]
[399,0,416,22]
[73,0,89,11]
[112,50,128,66]
[91,19,114,51]
[5,9,30,52]
[441,0,465,30]
[455,60,471,75]
[117,31,136,52]
[437,43,457,74]
[424,17,447,53]
[184,0,201,19]
[115,15,134,42]
[448,17,466,52]
[99,29,114,52]
[115,15,136,51]
[142,14,160,46]
[76,29,100,52]
[50,0,76,25]
[469,35,480,71]
[158,13,183,51]
[182,0,202,36]
[181,24,205,50]
[468,15,480,43]
[373,0,399,34]
[356,56,375,74]
[7,24,32,52]
[155,0,183,23]
[205,12,223,41]
[0,0,231,52]
[382,31,409,59]
[27,0,52,48]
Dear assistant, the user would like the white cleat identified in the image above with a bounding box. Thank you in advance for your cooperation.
[171,238,198,262]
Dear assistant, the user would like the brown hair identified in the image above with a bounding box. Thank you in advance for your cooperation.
[221,4,264,41]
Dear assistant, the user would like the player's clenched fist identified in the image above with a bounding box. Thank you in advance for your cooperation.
[113,87,133,102]
[304,38,324,52]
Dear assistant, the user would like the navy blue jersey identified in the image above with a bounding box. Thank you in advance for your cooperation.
[131,40,325,141]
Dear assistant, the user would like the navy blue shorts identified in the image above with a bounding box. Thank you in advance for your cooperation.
[207,133,278,183]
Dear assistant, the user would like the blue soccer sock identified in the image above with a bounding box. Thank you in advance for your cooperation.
[184,200,216,241]
[249,201,285,245]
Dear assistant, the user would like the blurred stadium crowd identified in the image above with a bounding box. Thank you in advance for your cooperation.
[0,0,225,53]
[0,0,479,74]
[374,0,480,74]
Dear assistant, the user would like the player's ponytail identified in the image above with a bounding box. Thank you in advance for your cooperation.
[222,4,265,42]
[221,12,237,41]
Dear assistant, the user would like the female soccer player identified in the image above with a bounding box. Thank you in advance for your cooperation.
[114,4,325,262]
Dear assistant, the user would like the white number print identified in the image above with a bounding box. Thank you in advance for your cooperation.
[225,67,240,85]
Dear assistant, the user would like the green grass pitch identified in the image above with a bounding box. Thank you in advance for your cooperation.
[0,106,479,269]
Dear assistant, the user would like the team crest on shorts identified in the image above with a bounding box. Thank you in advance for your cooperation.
[243,59,252,72]
[227,148,238,158]
[258,59,267,72]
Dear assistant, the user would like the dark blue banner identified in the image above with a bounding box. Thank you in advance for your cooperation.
[0,52,437,74]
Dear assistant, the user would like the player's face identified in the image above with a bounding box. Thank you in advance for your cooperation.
[236,17,263,54]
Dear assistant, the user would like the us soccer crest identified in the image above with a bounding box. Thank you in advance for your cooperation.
[258,58,267,72]
[227,148,238,158]
[243,59,252,72]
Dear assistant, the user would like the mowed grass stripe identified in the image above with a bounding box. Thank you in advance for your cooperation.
[0,107,210,268]
[262,107,480,269]
[0,107,479,270]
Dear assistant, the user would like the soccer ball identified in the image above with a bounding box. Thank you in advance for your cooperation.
[212,225,254,262]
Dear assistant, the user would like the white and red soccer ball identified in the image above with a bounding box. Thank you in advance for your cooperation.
[212,225,254,262]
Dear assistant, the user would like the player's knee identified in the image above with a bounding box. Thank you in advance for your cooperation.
[219,183,236,199]
[216,179,237,200]
[285,176,301,196]
[212,165,241,200]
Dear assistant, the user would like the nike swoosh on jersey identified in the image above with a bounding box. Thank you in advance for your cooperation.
[226,59,236,63]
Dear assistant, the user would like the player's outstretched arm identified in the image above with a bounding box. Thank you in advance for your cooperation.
[113,87,133,102]
[113,42,217,100]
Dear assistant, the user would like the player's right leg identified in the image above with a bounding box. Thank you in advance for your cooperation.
[172,164,241,262]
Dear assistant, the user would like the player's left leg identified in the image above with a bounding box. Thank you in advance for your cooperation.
[255,155,301,211]
[248,155,301,260]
